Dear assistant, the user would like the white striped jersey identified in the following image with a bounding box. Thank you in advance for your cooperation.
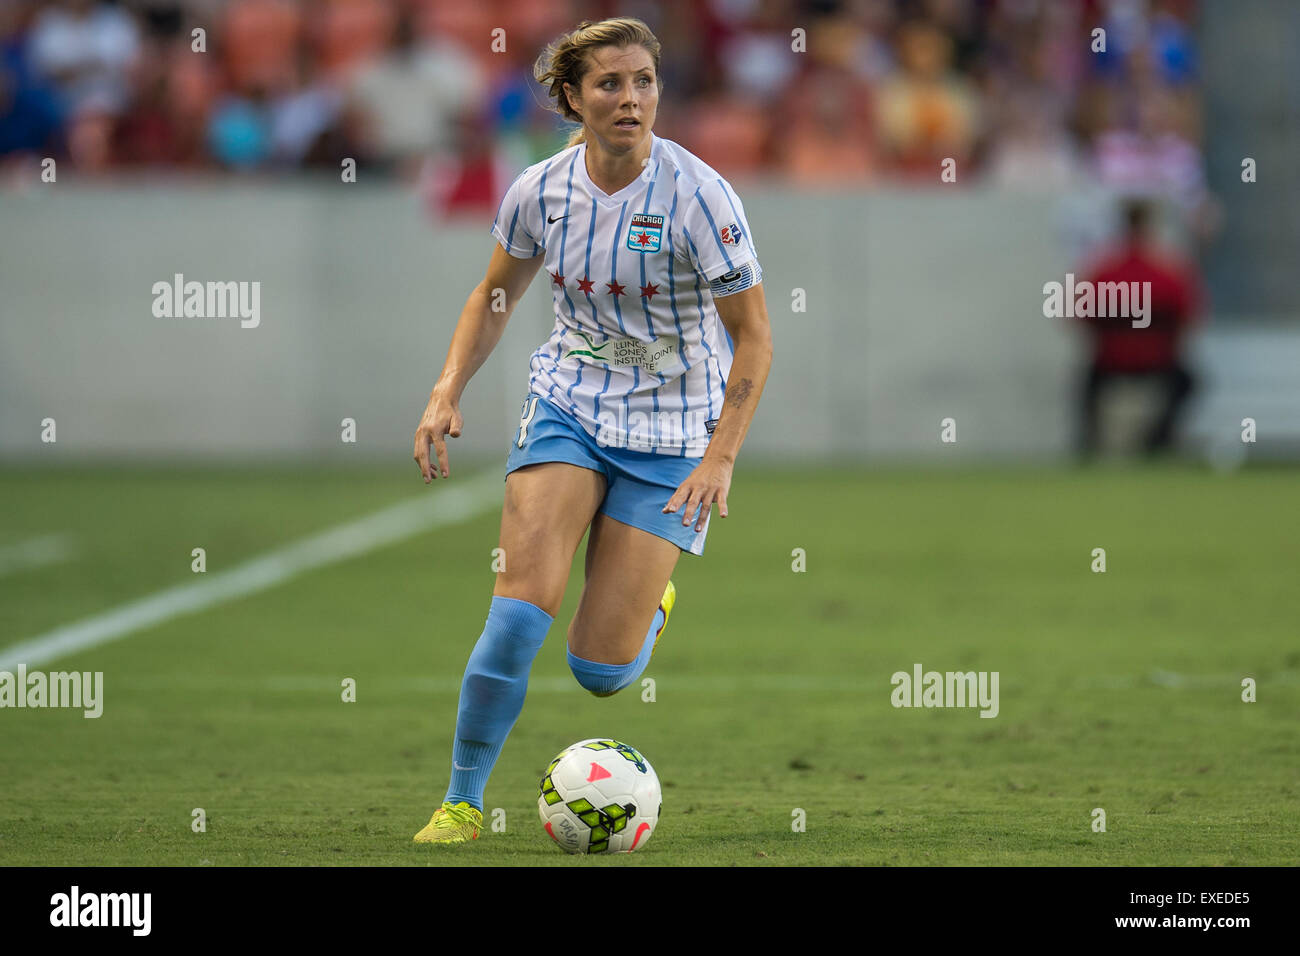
[490,133,761,456]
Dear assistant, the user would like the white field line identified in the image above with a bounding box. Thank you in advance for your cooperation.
[0,474,501,671]
[0,533,76,578]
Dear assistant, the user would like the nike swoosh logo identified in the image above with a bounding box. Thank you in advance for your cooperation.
[548,214,569,223]
[453,761,478,771]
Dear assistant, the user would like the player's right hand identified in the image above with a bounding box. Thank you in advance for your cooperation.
[414,389,464,482]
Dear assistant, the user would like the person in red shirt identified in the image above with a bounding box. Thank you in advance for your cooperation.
[1077,199,1203,456]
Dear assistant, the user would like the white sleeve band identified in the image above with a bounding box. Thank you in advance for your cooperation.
[708,260,762,298]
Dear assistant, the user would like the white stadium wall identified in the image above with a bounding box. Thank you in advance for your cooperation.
[1,183,1295,464]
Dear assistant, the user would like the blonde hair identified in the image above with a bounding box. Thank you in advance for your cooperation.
[534,17,663,148]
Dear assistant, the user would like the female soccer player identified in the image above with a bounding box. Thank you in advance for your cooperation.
[411,17,772,844]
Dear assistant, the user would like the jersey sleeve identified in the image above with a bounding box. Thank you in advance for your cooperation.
[680,177,760,283]
[489,171,544,259]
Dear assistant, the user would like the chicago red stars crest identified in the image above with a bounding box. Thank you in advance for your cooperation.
[626,213,664,253]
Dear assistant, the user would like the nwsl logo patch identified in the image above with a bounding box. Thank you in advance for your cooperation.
[627,213,664,253]
[719,222,743,246]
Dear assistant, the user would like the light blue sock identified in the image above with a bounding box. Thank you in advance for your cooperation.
[444,596,553,810]
[567,607,664,696]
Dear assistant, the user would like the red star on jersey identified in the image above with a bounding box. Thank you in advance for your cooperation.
[639,283,660,300]
[606,280,627,297]
[576,276,596,295]
[633,231,654,247]
[549,270,565,289]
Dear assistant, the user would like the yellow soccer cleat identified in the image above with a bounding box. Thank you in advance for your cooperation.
[413,801,482,844]
[651,579,676,658]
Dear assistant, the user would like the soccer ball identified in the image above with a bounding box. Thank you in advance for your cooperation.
[538,738,661,854]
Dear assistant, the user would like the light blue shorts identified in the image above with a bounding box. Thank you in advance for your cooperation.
[504,395,710,555]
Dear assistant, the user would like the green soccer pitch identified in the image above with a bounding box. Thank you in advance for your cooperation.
[1,464,1296,866]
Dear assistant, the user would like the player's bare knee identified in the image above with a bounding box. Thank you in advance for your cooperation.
[493,570,565,617]
[566,620,638,668]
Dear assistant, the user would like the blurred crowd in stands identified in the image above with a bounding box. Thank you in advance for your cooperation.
[1,0,1204,217]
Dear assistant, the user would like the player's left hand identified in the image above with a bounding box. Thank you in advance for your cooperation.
[663,456,733,532]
